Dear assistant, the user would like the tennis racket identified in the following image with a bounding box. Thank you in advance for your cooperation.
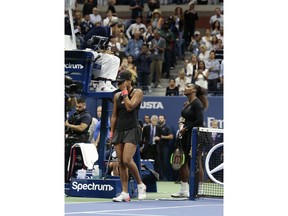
[170,135,185,170]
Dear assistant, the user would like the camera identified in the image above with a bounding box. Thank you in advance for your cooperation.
[65,75,82,95]
[65,113,79,136]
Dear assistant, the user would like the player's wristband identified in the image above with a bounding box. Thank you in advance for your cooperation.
[121,89,128,97]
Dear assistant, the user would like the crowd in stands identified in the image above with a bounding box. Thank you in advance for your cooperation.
[65,0,224,96]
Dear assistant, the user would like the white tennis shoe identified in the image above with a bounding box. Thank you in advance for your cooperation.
[171,190,189,198]
[112,192,131,202]
[137,183,147,200]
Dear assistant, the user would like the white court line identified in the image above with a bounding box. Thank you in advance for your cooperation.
[94,213,166,216]
[65,204,223,215]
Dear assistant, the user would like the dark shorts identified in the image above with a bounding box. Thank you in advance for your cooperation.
[112,125,142,145]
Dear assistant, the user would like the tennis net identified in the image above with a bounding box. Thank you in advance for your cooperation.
[189,127,224,199]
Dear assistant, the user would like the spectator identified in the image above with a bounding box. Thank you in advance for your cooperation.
[80,14,95,36]
[216,26,224,46]
[160,20,175,79]
[158,115,174,181]
[205,50,220,95]
[92,106,110,152]
[173,6,185,60]
[194,60,209,91]
[124,31,143,60]
[150,9,163,30]
[115,29,128,59]
[149,29,166,88]
[167,15,179,70]
[183,58,193,84]
[126,16,147,40]
[107,0,117,16]
[147,0,160,24]
[135,44,152,91]
[202,28,212,51]
[198,44,210,62]
[127,55,137,76]
[65,11,80,49]
[142,24,154,46]
[219,59,224,93]
[89,7,102,25]
[188,31,204,56]
[183,1,199,47]
[209,7,224,28]
[108,35,121,57]
[118,56,138,86]
[129,0,145,24]
[211,35,219,50]
[187,54,198,84]
[103,9,118,27]
[82,0,95,16]
[211,20,221,36]
[73,10,83,34]
[166,78,179,96]
[175,69,189,95]
[88,117,98,143]
[214,38,223,61]
[119,57,129,72]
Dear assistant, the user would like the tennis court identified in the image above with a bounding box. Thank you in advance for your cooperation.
[65,181,223,216]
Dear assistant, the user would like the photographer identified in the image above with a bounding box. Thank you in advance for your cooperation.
[64,97,92,182]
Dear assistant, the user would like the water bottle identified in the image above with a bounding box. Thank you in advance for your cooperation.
[92,165,100,180]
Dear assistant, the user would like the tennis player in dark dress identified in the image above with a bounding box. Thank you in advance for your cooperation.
[171,83,208,198]
[110,70,147,202]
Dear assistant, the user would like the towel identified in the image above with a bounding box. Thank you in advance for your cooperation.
[69,143,99,170]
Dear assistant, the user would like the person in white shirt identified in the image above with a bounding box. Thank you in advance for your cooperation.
[198,44,210,62]
[183,58,193,84]
[126,16,147,40]
[209,7,224,27]
[194,60,209,91]
[89,7,102,25]
[202,28,212,51]
[175,69,189,95]
[103,9,118,27]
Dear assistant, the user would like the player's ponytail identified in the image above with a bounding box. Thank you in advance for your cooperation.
[195,84,209,110]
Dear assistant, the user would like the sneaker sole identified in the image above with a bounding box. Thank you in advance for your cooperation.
[112,198,131,202]
[171,194,189,198]
[138,194,147,200]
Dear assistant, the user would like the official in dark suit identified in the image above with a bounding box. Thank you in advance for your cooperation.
[141,115,161,175]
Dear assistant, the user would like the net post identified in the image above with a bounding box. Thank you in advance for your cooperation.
[189,127,198,200]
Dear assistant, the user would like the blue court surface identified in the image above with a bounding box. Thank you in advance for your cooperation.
[65,198,223,216]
